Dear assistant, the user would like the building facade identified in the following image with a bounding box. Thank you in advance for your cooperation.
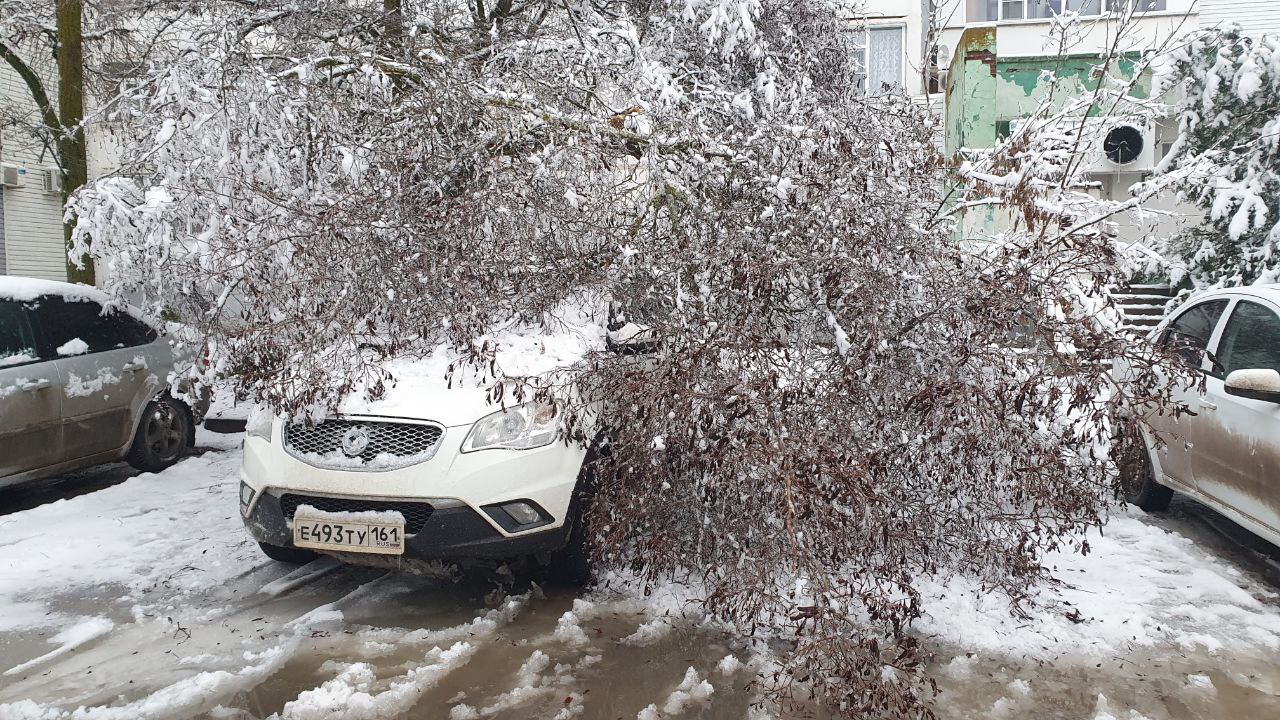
[0,60,72,281]
[1,46,121,283]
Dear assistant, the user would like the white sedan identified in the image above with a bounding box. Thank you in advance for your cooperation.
[1116,284,1280,547]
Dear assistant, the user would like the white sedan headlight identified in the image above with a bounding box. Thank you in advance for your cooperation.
[461,402,558,452]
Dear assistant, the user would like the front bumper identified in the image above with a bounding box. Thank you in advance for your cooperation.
[238,416,588,561]
[243,491,572,559]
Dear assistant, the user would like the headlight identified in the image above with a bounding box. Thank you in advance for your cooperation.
[246,408,274,443]
[461,402,558,452]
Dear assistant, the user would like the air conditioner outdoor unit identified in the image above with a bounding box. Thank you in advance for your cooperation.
[1077,117,1156,174]
[1008,116,1157,175]
[0,164,26,188]
[41,169,62,194]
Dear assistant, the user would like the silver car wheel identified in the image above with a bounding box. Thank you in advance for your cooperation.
[144,401,185,460]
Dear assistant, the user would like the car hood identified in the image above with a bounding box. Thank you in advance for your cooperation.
[335,365,545,428]
[331,319,603,427]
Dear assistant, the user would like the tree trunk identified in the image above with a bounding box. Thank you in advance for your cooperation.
[383,0,405,58]
[57,0,93,285]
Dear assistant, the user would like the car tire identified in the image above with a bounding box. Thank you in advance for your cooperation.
[546,447,602,588]
[1116,424,1173,512]
[547,500,592,587]
[258,541,318,564]
[126,396,192,473]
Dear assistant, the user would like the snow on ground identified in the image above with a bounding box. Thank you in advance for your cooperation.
[0,429,247,637]
[917,505,1280,658]
[1,439,1279,719]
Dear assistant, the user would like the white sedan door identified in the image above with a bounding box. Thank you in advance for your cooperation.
[1146,298,1230,491]
[1190,297,1280,533]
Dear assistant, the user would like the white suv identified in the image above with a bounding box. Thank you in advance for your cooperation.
[238,378,595,583]
[1116,285,1280,546]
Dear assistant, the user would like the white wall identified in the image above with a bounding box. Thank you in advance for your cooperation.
[0,59,68,280]
[937,0,1199,59]
[1,176,68,281]
[0,46,123,281]
[1200,0,1280,35]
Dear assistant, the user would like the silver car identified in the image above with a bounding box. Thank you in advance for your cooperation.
[1116,284,1280,547]
[0,277,207,488]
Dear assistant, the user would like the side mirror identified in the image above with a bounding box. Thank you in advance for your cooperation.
[1224,369,1280,404]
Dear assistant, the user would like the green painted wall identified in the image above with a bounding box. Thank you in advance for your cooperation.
[944,28,1151,154]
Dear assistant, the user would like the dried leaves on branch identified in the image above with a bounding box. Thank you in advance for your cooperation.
[68,1,1183,716]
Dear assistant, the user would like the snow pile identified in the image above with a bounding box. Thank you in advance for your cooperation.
[63,367,122,398]
[447,649,576,718]
[636,667,715,719]
[1222,368,1280,392]
[715,654,742,675]
[293,505,406,525]
[917,508,1280,658]
[552,599,596,647]
[2,609,345,720]
[55,338,89,357]
[275,642,475,720]
[0,351,37,368]
[0,277,111,304]
[0,430,244,642]
[344,592,531,658]
[332,303,605,421]
[621,617,674,647]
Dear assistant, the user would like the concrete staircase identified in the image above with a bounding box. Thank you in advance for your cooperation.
[1113,284,1175,334]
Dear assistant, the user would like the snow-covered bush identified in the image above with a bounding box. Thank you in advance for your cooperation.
[68,1,1181,716]
[1156,28,1280,287]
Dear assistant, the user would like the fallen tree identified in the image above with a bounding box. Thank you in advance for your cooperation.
[70,1,1185,715]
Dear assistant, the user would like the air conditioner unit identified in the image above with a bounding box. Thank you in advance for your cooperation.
[1009,116,1157,174]
[1077,117,1156,174]
[40,169,62,194]
[0,164,26,188]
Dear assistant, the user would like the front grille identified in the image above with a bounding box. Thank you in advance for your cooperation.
[283,419,444,471]
[280,494,434,534]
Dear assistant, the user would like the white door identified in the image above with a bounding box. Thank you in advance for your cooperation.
[1191,298,1280,532]
[0,298,62,478]
[1147,298,1230,490]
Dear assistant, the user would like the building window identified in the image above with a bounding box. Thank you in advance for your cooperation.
[1111,0,1167,10]
[972,0,1161,21]
[850,26,905,95]
[967,0,999,21]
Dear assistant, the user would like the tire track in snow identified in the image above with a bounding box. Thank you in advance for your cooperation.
[248,591,535,720]
[0,573,398,720]
[257,558,344,598]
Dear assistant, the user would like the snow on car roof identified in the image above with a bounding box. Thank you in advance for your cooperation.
[0,276,112,304]
[1192,284,1280,306]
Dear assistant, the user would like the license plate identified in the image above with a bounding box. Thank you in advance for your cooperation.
[291,507,405,555]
